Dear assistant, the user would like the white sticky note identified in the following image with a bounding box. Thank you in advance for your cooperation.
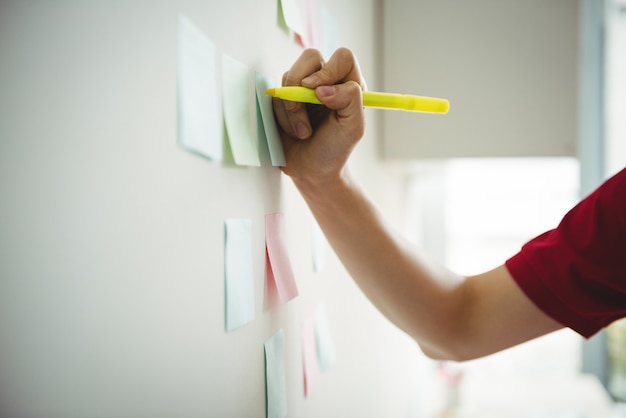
[279,0,305,36]
[177,15,222,160]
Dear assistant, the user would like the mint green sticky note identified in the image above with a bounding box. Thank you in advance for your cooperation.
[222,54,260,167]
[224,219,255,331]
[264,329,287,418]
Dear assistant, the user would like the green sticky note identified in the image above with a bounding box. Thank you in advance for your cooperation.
[222,54,260,167]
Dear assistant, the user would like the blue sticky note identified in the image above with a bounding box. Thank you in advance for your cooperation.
[224,219,255,331]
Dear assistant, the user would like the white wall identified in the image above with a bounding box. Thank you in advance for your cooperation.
[0,1,424,417]
[382,0,579,159]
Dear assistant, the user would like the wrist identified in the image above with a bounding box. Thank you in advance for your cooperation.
[291,168,353,202]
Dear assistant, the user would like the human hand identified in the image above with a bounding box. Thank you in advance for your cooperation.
[272,48,367,185]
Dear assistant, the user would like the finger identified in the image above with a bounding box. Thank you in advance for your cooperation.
[272,95,311,140]
[283,49,325,114]
[283,48,325,87]
[302,48,367,91]
[277,49,326,140]
[315,80,365,140]
[279,71,303,113]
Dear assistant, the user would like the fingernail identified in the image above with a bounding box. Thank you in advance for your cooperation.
[296,122,310,139]
[302,74,320,86]
[317,85,336,97]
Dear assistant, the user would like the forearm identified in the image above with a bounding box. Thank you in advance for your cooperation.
[276,48,565,361]
[292,170,469,359]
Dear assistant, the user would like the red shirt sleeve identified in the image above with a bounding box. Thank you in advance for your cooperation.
[505,167,626,338]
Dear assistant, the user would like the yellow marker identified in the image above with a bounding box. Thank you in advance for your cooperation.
[266,86,449,114]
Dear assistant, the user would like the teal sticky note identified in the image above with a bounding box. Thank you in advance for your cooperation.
[264,329,287,418]
[177,15,222,160]
[255,72,286,167]
[222,54,260,167]
[224,219,255,331]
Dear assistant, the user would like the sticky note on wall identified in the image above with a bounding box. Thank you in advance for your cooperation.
[255,72,286,166]
[224,219,255,331]
[265,213,298,303]
[312,221,327,272]
[302,316,322,397]
[278,0,305,38]
[264,329,288,418]
[177,15,222,160]
[315,302,337,372]
[222,54,260,167]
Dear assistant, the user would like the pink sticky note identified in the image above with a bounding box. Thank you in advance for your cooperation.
[265,213,298,303]
[302,316,322,397]
[264,249,279,310]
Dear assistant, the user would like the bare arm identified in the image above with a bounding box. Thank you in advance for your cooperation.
[274,48,563,361]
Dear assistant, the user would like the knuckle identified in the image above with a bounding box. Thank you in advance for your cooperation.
[302,48,323,61]
[344,80,363,98]
[283,70,299,86]
[325,48,362,85]
[334,47,354,62]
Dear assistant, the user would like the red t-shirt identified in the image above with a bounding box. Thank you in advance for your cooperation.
[505,167,626,338]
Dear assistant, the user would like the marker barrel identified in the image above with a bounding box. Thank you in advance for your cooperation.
[267,86,449,113]
[363,92,449,113]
